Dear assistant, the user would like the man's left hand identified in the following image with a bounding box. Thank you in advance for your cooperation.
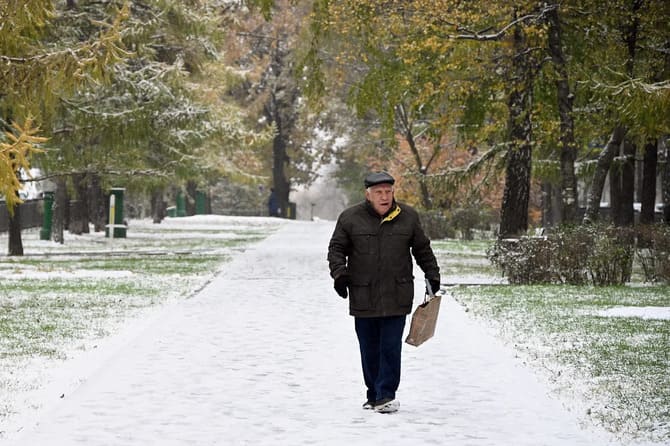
[334,275,350,298]
[427,279,440,295]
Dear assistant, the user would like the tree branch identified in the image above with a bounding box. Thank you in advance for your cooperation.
[436,5,556,42]
[24,167,175,183]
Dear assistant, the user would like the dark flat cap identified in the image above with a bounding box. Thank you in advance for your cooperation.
[364,171,395,188]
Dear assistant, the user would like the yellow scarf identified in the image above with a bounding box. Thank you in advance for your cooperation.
[381,204,401,223]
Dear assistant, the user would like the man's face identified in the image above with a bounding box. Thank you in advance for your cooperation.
[365,183,394,216]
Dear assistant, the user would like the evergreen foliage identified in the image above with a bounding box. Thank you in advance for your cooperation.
[0,0,130,211]
[1,0,271,217]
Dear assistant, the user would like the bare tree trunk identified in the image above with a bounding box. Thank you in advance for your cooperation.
[69,174,89,234]
[186,180,197,216]
[622,0,642,78]
[151,187,166,223]
[583,126,628,223]
[621,140,636,226]
[272,117,291,217]
[418,179,432,210]
[541,182,553,228]
[8,201,23,256]
[541,182,562,228]
[499,24,533,238]
[607,0,641,227]
[265,39,298,218]
[397,104,433,209]
[610,147,622,225]
[68,200,86,234]
[52,178,68,244]
[500,141,532,237]
[640,139,658,225]
[663,138,670,225]
[547,6,578,224]
[88,174,106,232]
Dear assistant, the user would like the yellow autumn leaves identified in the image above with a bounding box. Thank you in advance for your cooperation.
[0,118,47,214]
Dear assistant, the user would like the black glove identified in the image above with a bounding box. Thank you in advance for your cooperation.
[334,275,350,299]
[427,279,441,295]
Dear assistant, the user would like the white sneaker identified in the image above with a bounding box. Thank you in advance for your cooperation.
[374,398,399,413]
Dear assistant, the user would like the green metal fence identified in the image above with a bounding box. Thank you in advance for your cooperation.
[0,198,44,233]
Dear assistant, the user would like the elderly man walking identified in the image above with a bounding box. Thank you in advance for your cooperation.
[327,171,441,413]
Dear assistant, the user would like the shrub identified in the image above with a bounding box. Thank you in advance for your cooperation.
[488,237,556,284]
[586,226,635,286]
[488,224,637,286]
[549,225,591,285]
[636,224,670,284]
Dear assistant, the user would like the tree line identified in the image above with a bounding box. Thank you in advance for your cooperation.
[1,0,280,254]
[299,0,669,236]
[1,1,669,255]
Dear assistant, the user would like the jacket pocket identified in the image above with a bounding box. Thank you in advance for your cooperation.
[387,230,411,246]
[352,232,375,255]
[395,277,414,309]
[350,278,372,311]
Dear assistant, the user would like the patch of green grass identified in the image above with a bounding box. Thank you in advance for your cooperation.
[432,238,498,278]
[0,277,169,360]
[66,254,228,275]
[452,284,670,442]
[432,239,492,256]
[0,279,157,297]
[2,254,232,277]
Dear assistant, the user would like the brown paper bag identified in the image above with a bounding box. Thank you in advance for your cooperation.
[405,295,442,347]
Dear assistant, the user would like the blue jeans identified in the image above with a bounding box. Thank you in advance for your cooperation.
[354,315,406,403]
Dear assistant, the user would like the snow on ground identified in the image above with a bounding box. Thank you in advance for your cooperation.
[592,306,670,320]
[0,268,135,279]
[442,275,507,285]
[0,219,660,446]
[3,215,283,256]
[138,215,284,231]
[1,219,658,445]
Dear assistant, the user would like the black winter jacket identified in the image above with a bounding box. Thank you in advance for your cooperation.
[327,200,440,317]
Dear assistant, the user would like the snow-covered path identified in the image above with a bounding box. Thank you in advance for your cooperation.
[11,220,618,445]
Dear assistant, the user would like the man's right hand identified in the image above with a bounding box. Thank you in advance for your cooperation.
[334,276,350,299]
